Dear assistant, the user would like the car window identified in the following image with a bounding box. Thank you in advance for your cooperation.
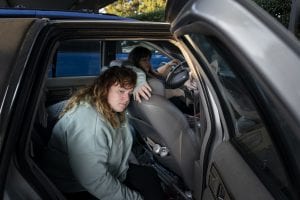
[49,40,172,78]
[116,41,171,70]
[49,40,101,77]
[187,34,295,199]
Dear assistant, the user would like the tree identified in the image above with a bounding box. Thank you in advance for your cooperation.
[104,0,167,21]
[130,8,165,21]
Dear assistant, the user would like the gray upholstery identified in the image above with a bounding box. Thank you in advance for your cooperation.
[128,78,199,189]
[147,78,165,97]
[110,59,200,188]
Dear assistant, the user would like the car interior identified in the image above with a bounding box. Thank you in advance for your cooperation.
[29,38,208,199]
[3,16,298,200]
[12,31,295,200]
[2,0,300,198]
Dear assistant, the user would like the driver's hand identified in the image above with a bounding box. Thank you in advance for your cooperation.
[184,73,197,90]
[157,59,181,77]
[133,82,152,103]
[168,59,180,67]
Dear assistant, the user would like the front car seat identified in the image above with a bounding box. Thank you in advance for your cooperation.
[128,78,200,189]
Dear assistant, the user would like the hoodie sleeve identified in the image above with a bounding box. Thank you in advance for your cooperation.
[124,64,147,93]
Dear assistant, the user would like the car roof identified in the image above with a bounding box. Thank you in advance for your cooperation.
[0,0,115,12]
[0,8,131,20]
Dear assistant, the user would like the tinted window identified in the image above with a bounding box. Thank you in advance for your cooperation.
[188,34,295,199]
[50,40,101,77]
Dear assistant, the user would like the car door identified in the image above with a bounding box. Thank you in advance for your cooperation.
[1,18,173,199]
[166,0,300,199]
[0,18,67,199]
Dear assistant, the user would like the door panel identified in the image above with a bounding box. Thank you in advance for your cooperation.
[184,33,294,199]
[4,160,41,200]
[204,143,273,200]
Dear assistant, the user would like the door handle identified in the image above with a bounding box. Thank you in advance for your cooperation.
[208,164,231,200]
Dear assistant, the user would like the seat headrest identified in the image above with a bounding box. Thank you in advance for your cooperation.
[148,78,165,97]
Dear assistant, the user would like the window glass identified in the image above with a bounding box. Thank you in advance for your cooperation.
[188,34,295,199]
[50,40,101,77]
[116,41,171,70]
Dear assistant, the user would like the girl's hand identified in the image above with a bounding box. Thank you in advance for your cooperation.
[133,82,152,103]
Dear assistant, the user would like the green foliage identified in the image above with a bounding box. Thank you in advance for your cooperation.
[254,0,291,27]
[105,0,293,24]
[104,0,166,21]
[130,8,165,21]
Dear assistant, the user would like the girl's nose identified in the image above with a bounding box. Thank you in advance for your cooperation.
[122,93,130,101]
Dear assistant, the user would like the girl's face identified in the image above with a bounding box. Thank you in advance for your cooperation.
[107,83,133,112]
[138,56,151,73]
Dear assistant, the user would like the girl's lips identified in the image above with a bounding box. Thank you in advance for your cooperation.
[119,102,128,108]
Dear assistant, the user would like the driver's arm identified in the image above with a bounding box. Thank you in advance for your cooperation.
[156,59,180,77]
[124,64,152,103]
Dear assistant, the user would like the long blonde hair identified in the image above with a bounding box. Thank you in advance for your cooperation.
[61,66,137,128]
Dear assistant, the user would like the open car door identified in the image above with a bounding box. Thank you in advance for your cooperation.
[166,0,300,199]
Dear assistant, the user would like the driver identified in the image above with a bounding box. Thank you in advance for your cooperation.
[128,46,193,114]
[128,46,179,80]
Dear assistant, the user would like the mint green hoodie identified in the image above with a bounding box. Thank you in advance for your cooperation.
[42,66,146,199]
[42,102,143,200]
[42,65,147,200]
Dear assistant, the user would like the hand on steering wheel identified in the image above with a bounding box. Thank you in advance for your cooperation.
[165,61,189,89]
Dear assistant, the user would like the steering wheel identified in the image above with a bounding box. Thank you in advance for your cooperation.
[165,61,189,89]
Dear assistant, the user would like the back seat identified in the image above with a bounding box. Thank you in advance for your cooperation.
[31,100,67,163]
